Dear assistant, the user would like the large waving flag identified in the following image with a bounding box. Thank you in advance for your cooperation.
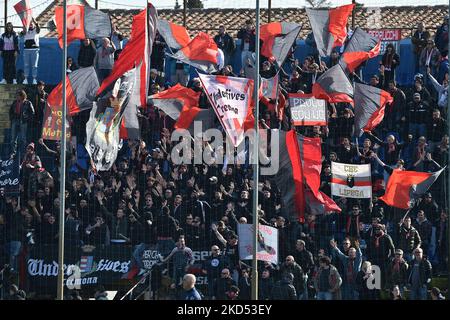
[339,28,381,73]
[167,32,219,73]
[198,74,254,146]
[380,168,445,209]
[47,66,99,116]
[14,0,33,29]
[306,4,355,57]
[273,130,341,222]
[86,69,136,171]
[98,3,157,107]
[157,20,191,50]
[54,4,112,48]
[354,83,393,136]
[312,64,354,103]
[149,84,215,132]
[260,22,302,67]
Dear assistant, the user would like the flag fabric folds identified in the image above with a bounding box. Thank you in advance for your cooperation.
[157,20,191,50]
[339,28,381,73]
[260,22,302,67]
[312,64,354,103]
[261,75,279,100]
[149,84,215,132]
[379,168,445,209]
[55,4,112,48]
[273,130,341,222]
[354,83,393,136]
[198,74,254,147]
[47,66,99,116]
[14,0,33,29]
[86,69,136,171]
[97,3,157,107]
[306,4,355,57]
[166,32,219,73]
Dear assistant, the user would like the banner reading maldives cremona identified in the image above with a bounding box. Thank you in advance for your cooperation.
[289,93,327,126]
[331,162,372,199]
[198,74,254,147]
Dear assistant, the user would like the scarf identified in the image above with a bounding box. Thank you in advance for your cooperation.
[346,215,359,235]
[374,230,385,248]
[393,259,401,273]
[388,143,396,153]
[384,53,394,70]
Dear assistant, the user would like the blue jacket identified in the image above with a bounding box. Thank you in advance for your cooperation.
[332,246,362,284]
[183,287,202,300]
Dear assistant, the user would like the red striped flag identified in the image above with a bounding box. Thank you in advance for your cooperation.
[157,20,191,50]
[273,130,340,222]
[340,28,381,73]
[306,4,355,57]
[14,0,33,29]
[54,4,112,48]
[312,64,354,103]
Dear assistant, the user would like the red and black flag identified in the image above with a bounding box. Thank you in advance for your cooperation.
[157,20,191,50]
[260,22,302,67]
[55,4,112,48]
[149,84,215,132]
[273,130,341,222]
[98,3,157,107]
[166,32,219,73]
[47,66,99,116]
[14,0,33,29]
[379,168,445,209]
[354,83,393,136]
[306,3,355,57]
[312,64,354,103]
[339,28,381,73]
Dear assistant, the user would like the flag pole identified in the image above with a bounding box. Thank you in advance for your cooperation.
[251,0,260,301]
[57,0,68,301]
[447,0,450,294]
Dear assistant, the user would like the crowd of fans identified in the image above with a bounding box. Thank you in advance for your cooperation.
[0,15,449,301]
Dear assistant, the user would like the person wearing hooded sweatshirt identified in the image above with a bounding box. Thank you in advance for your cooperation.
[330,239,362,300]
[0,22,19,84]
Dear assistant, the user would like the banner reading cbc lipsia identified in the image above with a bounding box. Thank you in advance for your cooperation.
[198,74,254,147]
[289,93,327,126]
[238,224,278,264]
[331,162,372,199]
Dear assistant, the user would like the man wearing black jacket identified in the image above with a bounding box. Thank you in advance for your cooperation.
[78,38,96,68]
[292,240,314,299]
[214,26,236,67]
[408,247,432,300]
[271,272,297,300]
[427,109,448,151]
[9,90,34,154]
